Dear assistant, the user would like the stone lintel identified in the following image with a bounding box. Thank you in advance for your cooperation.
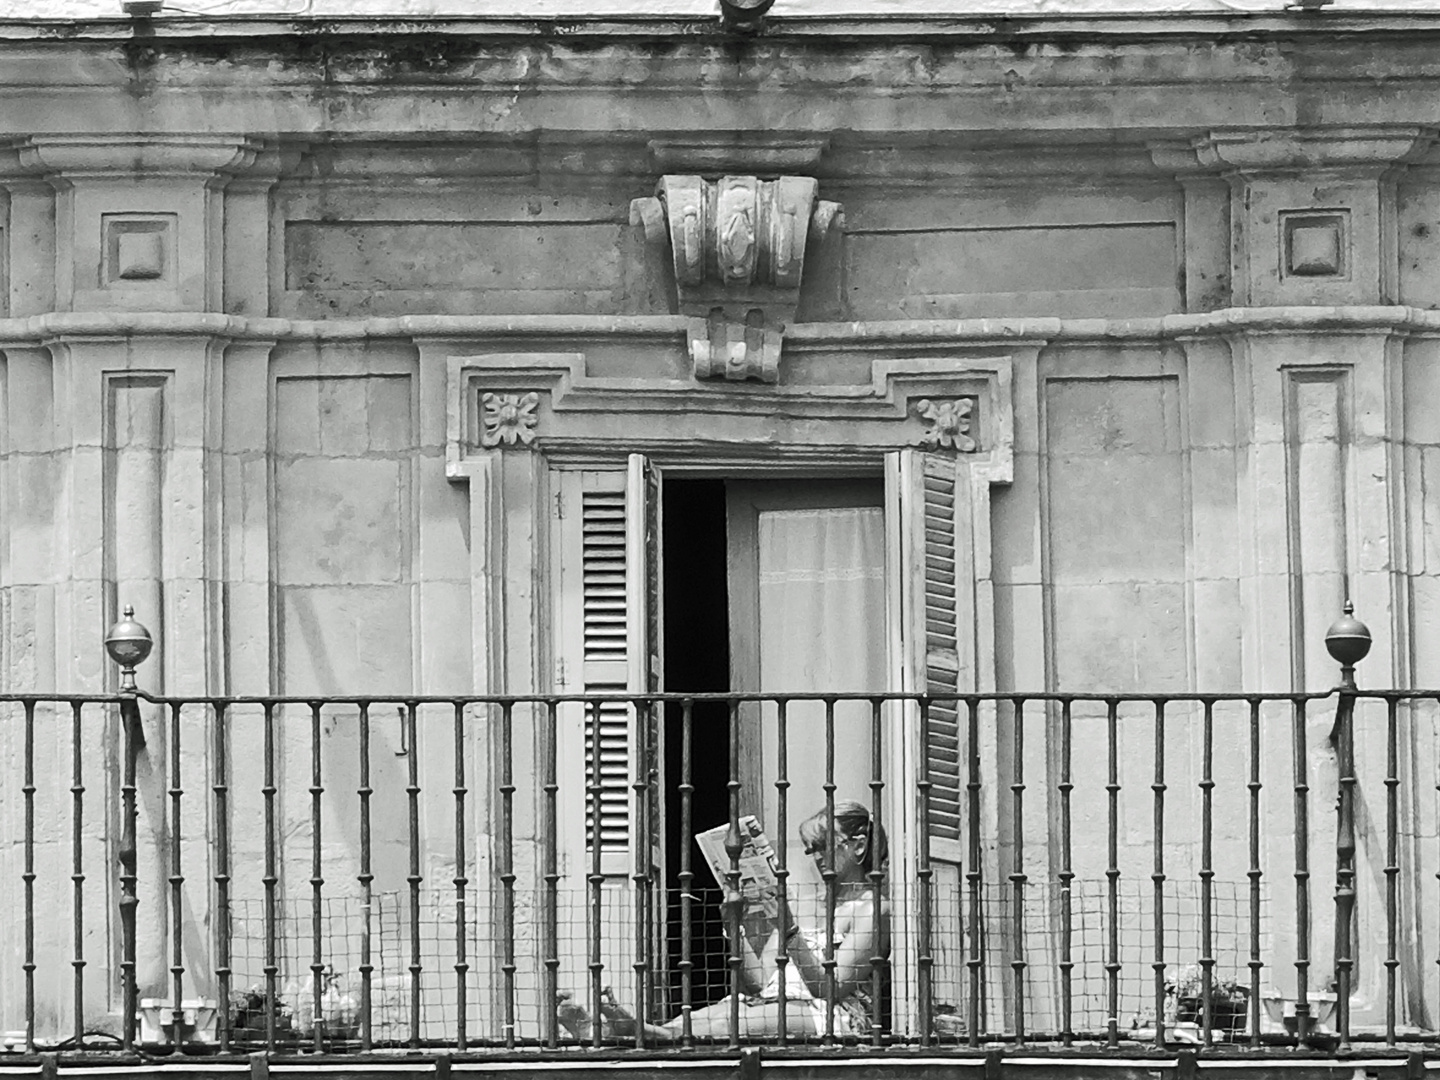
[443,349,1014,483]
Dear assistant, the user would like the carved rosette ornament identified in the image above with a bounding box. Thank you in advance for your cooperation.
[631,175,842,383]
[480,391,540,448]
[915,398,978,452]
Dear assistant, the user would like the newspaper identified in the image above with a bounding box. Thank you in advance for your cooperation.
[694,816,783,958]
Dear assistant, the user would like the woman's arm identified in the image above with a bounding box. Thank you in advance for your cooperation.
[785,900,886,1001]
[722,892,790,993]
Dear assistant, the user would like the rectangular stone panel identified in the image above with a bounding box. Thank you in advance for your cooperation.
[283,220,623,315]
[273,374,414,695]
[1044,375,1188,692]
[846,222,1179,319]
[1285,369,1349,691]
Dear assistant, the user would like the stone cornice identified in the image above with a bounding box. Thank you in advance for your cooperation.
[8,14,1440,42]
[0,307,1435,347]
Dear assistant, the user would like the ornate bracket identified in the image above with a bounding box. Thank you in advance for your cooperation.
[630,174,842,384]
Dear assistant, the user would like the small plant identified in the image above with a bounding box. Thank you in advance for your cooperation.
[1166,965,1249,1033]
[228,985,296,1038]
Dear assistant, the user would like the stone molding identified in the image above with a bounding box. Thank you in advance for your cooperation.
[3,306,1440,345]
[8,305,1440,347]
[1151,127,1438,177]
[647,136,829,175]
[442,350,1014,481]
[9,134,264,181]
[630,174,842,383]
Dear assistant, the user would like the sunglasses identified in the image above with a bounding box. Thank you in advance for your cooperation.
[802,836,857,857]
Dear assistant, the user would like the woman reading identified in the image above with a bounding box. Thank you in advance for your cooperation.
[559,800,889,1042]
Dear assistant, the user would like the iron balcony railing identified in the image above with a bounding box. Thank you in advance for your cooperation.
[1,683,1437,1055]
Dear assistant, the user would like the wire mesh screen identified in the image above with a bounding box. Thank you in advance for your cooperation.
[215,877,1264,1045]
[922,879,1264,1041]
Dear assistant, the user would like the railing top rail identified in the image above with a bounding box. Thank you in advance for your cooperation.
[0,688,1434,707]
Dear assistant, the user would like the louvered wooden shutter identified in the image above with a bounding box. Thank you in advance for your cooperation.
[556,463,662,864]
[920,456,963,843]
[894,449,970,851]
[579,473,632,853]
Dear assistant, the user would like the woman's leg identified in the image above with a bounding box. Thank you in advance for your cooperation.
[602,993,814,1042]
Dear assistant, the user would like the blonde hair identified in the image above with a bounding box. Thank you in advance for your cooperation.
[797,800,888,873]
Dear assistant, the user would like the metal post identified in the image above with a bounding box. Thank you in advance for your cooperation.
[1326,602,1371,1050]
[105,608,152,1053]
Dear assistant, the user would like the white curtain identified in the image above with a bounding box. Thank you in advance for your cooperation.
[755,505,887,889]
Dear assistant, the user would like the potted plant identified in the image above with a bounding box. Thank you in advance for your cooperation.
[1167,966,1250,1038]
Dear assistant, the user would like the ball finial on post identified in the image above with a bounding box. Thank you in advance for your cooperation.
[1325,600,1372,690]
[104,605,153,692]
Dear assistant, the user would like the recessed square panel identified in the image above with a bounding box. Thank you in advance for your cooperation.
[103,214,176,286]
[1281,210,1348,278]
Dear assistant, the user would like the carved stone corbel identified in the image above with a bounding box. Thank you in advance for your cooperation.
[630,174,842,383]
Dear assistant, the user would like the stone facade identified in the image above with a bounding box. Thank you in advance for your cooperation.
[4,9,1440,1048]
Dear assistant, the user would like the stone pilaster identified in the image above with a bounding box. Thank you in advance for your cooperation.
[38,323,235,695]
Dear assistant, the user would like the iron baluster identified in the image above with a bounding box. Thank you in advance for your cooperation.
[1011,698,1026,1047]
[358,702,374,1051]
[1199,699,1215,1047]
[22,700,35,1053]
[119,697,144,1052]
[500,702,516,1051]
[588,698,605,1049]
[169,701,186,1046]
[1386,696,1399,1045]
[822,696,838,1046]
[966,696,983,1046]
[310,701,326,1053]
[868,696,886,1049]
[725,697,743,1050]
[214,702,232,1053]
[774,696,790,1046]
[406,701,422,1050]
[917,697,934,1048]
[263,701,279,1052]
[1105,698,1120,1050]
[543,699,560,1050]
[73,700,87,1050]
[1247,697,1263,1048]
[1058,698,1074,1047]
[1151,699,1167,1051]
[633,699,652,1050]
[453,701,469,1052]
[679,699,694,1048]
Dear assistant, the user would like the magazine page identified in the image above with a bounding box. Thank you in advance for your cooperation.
[694,816,783,957]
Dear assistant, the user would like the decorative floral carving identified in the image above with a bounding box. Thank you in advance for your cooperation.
[915,398,977,452]
[480,391,540,448]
